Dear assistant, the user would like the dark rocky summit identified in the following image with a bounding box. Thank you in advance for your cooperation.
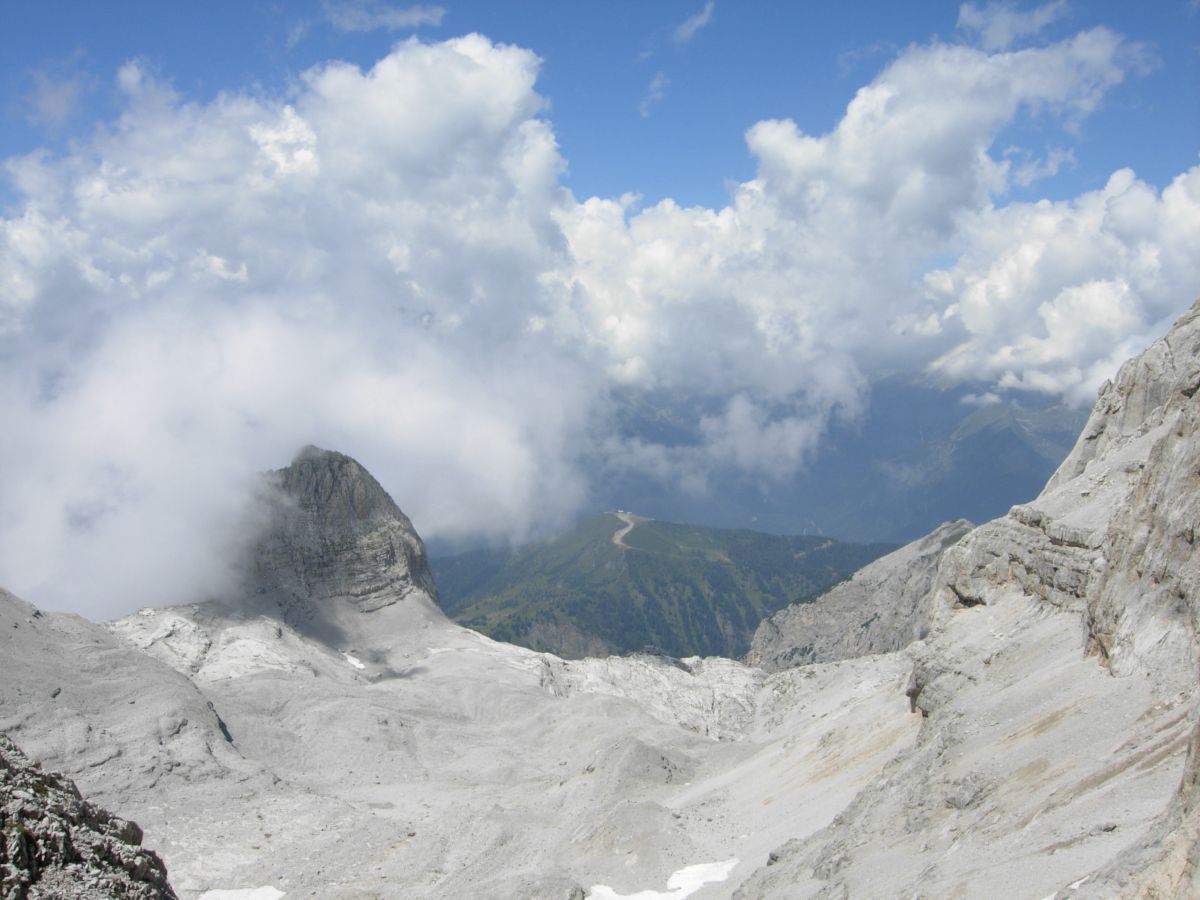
[0,734,175,899]
[245,445,441,636]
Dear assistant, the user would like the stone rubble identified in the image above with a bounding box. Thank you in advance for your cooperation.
[0,734,175,899]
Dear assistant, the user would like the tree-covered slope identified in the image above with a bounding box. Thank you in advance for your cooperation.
[431,514,893,659]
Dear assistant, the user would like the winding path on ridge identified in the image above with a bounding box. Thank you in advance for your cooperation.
[611,512,638,548]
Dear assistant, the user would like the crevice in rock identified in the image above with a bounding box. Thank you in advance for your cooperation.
[948,584,985,609]
[207,702,234,744]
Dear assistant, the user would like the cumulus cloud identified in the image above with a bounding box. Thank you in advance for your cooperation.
[0,36,585,616]
[559,26,1182,412]
[1,22,1197,619]
[674,1,716,45]
[928,166,1200,401]
[322,0,444,33]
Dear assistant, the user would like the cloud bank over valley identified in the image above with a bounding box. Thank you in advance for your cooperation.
[1,11,1198,617]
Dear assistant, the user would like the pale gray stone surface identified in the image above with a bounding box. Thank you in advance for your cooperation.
[745,518,973,672]
[734,299,1200,899]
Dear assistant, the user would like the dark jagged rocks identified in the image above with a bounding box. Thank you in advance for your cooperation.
[0,734,176,900]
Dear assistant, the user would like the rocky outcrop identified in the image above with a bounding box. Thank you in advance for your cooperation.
[241,445,442,637]
[745,519,973,672]
[0,734,176,899]
[0,589,256,805]
[1057,303,1200,898]
[735,299,1200,898]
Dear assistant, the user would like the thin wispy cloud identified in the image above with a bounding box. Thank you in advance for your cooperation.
[322,0,445,33]
[23,53,93,131]
[836,40,898,77]
[958,0,1070,50]
[673,1,715,45]
[286,19,314,49]
[639,71,669,117]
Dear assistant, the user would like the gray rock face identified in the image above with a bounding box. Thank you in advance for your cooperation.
[0,589,257,808]
[0,733,176,899]
[1058,302,1200,898]
[242,445,442,639]
[745,519,973,672]
[735,299,1200,899]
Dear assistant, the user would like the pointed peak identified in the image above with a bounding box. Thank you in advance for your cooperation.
[272,445,402,525]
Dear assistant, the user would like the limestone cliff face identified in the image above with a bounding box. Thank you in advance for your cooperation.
[1063,304,1200,898]
[736,300,1200,899]
[745,519,973,672]
[1,734,176,899]
[919,303,1198,680]
[930,302,1200,688]
[903,301,1200,899]
[247,446,441,633]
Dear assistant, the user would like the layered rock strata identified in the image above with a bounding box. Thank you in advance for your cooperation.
[245,446,441,636]
[736,302,1200,898]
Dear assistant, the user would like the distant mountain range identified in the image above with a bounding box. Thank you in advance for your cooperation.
[432,513,894,658]
[589,378,1088,544]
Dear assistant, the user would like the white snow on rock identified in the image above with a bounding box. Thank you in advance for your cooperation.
[588,858,739,899]
[343,652,366,669]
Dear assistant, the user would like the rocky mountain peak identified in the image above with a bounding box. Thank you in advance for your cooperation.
[1048,301,1200,492]
[276,445,407,527]
[244,446,442,638]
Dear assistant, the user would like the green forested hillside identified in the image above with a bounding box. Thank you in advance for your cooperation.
[431,514,893,659]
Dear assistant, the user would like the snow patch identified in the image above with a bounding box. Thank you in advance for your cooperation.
[588,858,739,899]
[344,652,366,670]
[197,888,285,900]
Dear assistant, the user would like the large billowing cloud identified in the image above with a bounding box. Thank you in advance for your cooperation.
[1,23,1197,617]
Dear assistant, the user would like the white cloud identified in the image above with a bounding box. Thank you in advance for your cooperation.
[958,0,1070,51]
[322,0,444,33]
[559,26,1169,417]
[929,166,1200,402]
[1004,145,1075,186]
[639,72,669,118]
[0,36,583,617]
[1,23,1197,619]
[674,1,716,45]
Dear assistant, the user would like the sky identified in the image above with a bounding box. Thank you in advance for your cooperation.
[1,1,1198,617]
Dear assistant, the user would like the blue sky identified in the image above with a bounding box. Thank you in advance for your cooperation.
[3,1,1197,209]
[1,1,1199,616]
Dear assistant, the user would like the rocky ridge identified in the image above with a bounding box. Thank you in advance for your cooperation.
[735,302,1200,897]
[1,733,175,899]
[745,518,973,672]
